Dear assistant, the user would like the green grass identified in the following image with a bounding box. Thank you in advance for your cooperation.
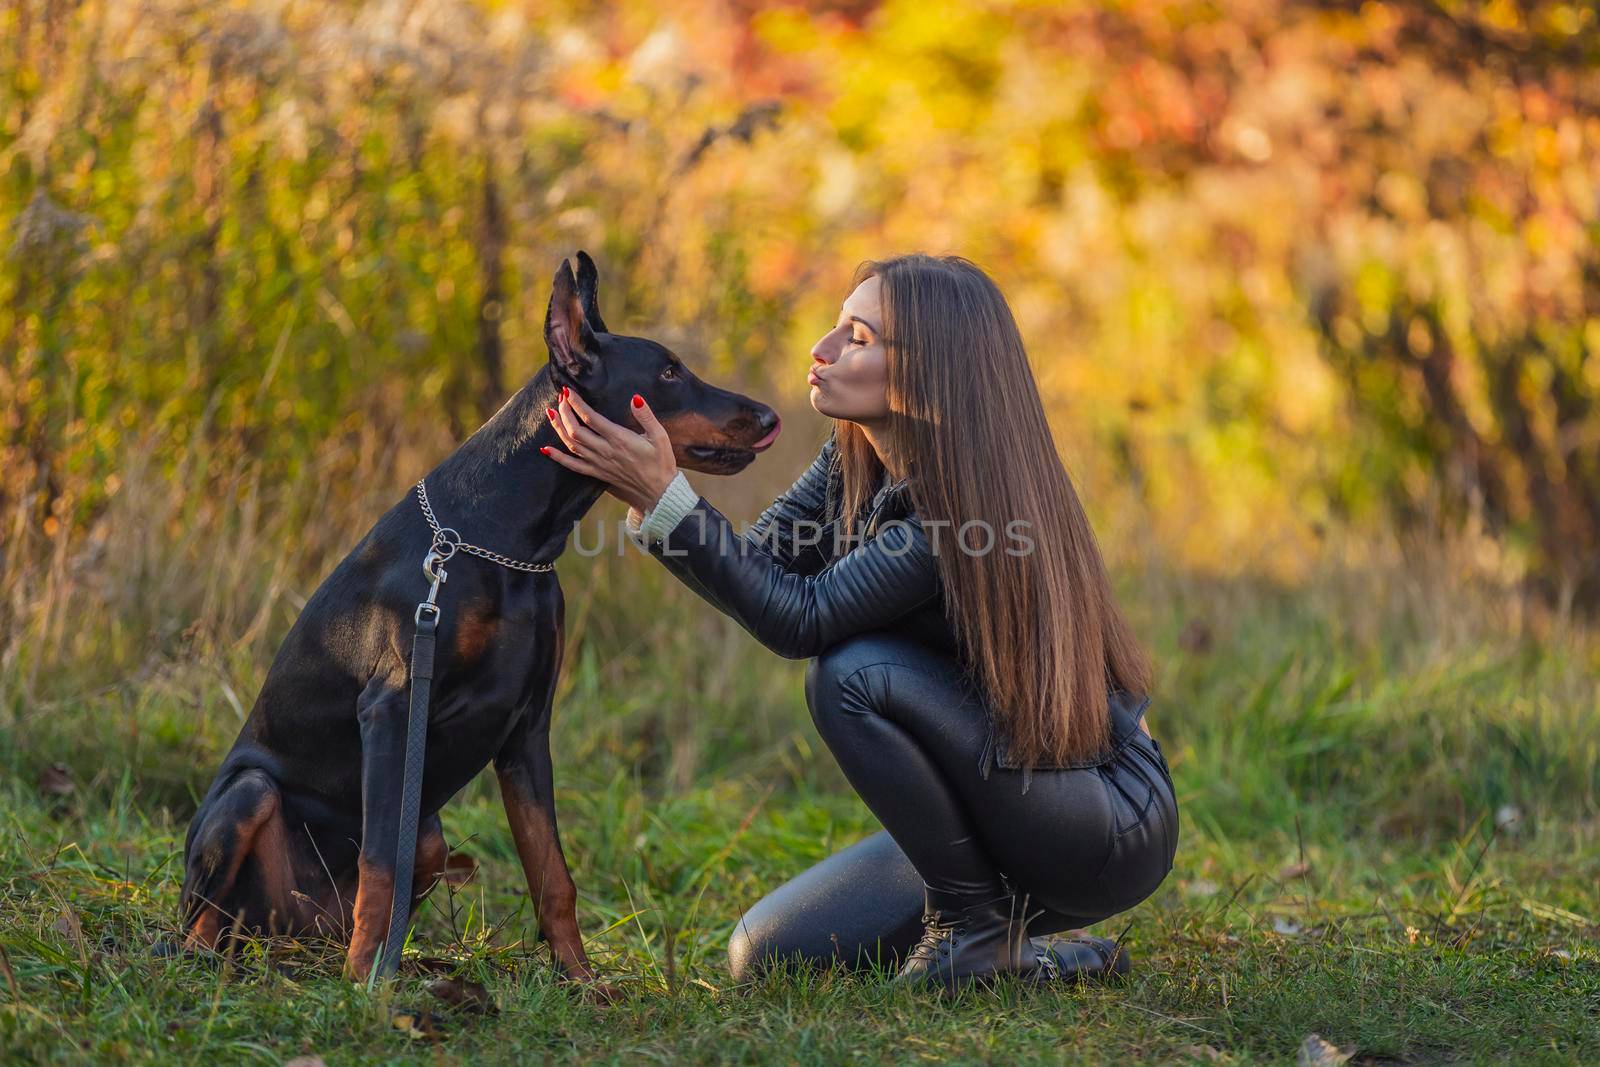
[3,554,1598,1064]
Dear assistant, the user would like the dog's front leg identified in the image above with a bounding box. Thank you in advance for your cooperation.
[495,706,619,1000]
[345,668,410,982]
[495,716,589,974]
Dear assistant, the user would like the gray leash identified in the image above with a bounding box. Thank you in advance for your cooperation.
[371,478,554,980]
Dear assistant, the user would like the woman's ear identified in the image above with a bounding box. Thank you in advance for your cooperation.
[544,258,600,377]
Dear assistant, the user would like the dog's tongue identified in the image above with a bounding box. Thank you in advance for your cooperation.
[752,419,782,450]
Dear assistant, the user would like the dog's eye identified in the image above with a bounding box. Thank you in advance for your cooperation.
[660,364,678,381]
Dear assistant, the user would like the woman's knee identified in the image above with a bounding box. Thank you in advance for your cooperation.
[804,635,891,731]
[725,903,813,983]
[727,829,928,981]
[805,632,973,737]
[725,910,764,983]
[806,630,940,723]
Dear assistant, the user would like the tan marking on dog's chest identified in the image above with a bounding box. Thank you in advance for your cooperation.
[452,607,501,664]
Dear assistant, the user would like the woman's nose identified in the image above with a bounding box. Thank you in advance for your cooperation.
[811,328,843,364]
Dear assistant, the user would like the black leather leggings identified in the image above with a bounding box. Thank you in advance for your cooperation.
[727,629,1179,980]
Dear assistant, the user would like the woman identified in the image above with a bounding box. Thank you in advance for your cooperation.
[539,253,1178,991]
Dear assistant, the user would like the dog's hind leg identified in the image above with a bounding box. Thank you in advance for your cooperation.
[412,813,448,911]
[180,768,293,952]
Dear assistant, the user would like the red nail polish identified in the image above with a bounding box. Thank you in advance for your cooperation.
[540,445,551,456]
[632,394,644,408]
[547,407,558,419]
[561,386,569,399]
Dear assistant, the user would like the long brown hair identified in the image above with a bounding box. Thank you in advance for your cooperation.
[834,253,1153,765]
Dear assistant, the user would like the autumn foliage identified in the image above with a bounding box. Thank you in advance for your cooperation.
[4,0,1599,677]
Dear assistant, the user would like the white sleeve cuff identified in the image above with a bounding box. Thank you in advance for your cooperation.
[627,470,698,545]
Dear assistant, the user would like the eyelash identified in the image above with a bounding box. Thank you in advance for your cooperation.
[848,335,868,346]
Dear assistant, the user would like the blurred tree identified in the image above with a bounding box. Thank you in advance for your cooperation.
[1293,0,1600,605]
[2,0,1597,626]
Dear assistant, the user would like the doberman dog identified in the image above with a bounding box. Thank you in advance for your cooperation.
[178,251,782,990]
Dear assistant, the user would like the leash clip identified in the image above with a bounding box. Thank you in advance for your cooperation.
[422,545,453,584]
[416,545,450,626]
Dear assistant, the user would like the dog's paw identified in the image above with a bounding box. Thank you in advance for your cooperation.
[151,937,222,970]
[568,975,625,1005]
[554,962,624,1004]
[343,946,380,984]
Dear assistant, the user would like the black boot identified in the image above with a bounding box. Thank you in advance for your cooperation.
[893,884,1038,992]
[1025,933,1133,984]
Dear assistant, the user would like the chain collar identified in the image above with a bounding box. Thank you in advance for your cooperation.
[414,478,555,574]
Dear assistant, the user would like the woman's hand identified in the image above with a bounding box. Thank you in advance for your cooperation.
[540,387,679,513]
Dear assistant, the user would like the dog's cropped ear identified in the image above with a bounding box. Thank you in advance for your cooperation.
[544,258,600,377]
[574,249,609,335]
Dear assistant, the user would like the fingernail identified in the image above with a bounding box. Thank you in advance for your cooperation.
[540,445,551,456]
[561,386,569,399]
[547,407,558,420]
[632,394,644,408]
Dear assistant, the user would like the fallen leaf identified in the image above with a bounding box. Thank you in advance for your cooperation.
[1271,917,1304,936]
[1277,861,1311,880]
[407,956,460,977]
[426,976,497,1015]
[391,1007,447,1042]
[54,906,86,952]
[1179,1044,1225,1061]
[441,852,478,888]
[1296,1033,1353,1066]
[37,763,74,799]
[0,944,20,1003]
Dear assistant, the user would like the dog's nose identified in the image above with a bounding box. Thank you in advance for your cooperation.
[750,409,782,451]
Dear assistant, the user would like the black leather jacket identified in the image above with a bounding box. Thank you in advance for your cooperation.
[635,428,1150,781]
